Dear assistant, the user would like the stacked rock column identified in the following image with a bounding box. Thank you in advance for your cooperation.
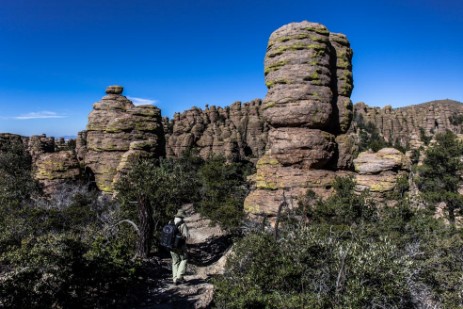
[81,86,165,193]
[244,21,354,218]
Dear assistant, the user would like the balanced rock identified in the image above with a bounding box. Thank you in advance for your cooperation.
[105,85,124,95]
[78,86,164,192]
[262,21,353,132]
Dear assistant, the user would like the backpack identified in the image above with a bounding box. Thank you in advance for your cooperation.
[160,221,184,249]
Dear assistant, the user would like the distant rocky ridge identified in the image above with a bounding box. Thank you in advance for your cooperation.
[354,99,463,149]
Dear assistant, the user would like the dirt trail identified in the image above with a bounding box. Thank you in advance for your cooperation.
[132,205,230,309]
[133,259,214,309]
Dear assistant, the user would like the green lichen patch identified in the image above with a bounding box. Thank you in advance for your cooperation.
[337,57,351,69]
[264,60,288,75]
[262,101,276,110]
[256,180,278,190]
[265,80,275,88]
[267,44,325,58]
[303,26,330,35]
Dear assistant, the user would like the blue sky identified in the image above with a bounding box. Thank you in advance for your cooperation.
[0,0,462,137]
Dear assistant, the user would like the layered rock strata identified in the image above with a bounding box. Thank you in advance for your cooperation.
[34,150,81,194]
[164,100,268,162]
[245,21,355,218]
[77,86,165,192]
[354,99,463,149]
[353,148,410,201]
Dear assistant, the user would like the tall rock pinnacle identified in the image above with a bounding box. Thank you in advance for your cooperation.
[77,86,165,192]
[245,21,355,219]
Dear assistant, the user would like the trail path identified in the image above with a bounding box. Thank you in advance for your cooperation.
[133,259,214,309]
[131,205,230,309]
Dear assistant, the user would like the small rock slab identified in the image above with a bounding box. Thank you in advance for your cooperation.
[105,85,124,95]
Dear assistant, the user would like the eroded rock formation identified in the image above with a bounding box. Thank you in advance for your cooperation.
[354,99,463,149]
[353,148,410,201]
[245,21,355,218]
[34,150,81,194]
[164,100,268,162]
[77,86,165,192]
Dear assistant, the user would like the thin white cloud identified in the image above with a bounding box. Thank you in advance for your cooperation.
[14,111,68,120]
[127,96,159,106]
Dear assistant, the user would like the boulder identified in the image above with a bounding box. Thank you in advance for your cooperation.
[34,150,81,195]
[353,148,409,174]
[354,148,410,200]
[105,85,124,95]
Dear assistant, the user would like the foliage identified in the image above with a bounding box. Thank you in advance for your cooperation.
[0,143,142,307]
[115,157,201,256]
[0,139,38,209]
[449,114,463,126]
[197,156,253,232]
[0,232,137,309]
[305,176,377,225]
[355,113,390,153]
[214,176,463,309]
[416,130,463,223]
[419,127,432,146]
[0,186,141,308]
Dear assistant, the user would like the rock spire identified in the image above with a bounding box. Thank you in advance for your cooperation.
[245,21,355,219]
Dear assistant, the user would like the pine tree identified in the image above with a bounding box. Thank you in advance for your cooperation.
[417,130,463,224]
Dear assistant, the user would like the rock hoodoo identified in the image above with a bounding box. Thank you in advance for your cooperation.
[245,21,354,218]
[77,86,165,192]
[164,100,268,162]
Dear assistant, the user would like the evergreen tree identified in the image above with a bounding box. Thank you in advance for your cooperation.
[417,130,463,224]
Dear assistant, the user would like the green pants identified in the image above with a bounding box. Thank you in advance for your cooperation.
[170,249,188,281]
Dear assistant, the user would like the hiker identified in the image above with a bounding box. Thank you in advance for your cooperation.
[171,209,190,285]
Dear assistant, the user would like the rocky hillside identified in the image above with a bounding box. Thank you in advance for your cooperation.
[354,99,463,149]
[163,99,268,162]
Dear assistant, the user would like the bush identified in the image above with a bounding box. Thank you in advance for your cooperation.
[417,130,463,224]
[214,176,463,308]
[197,156,253,232]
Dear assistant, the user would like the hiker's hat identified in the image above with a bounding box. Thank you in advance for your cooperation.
[175,209,186,218]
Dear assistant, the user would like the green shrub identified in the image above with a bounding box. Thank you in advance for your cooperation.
[417,130,463,224]
[214,176,463,308]
[197,156,253,232]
